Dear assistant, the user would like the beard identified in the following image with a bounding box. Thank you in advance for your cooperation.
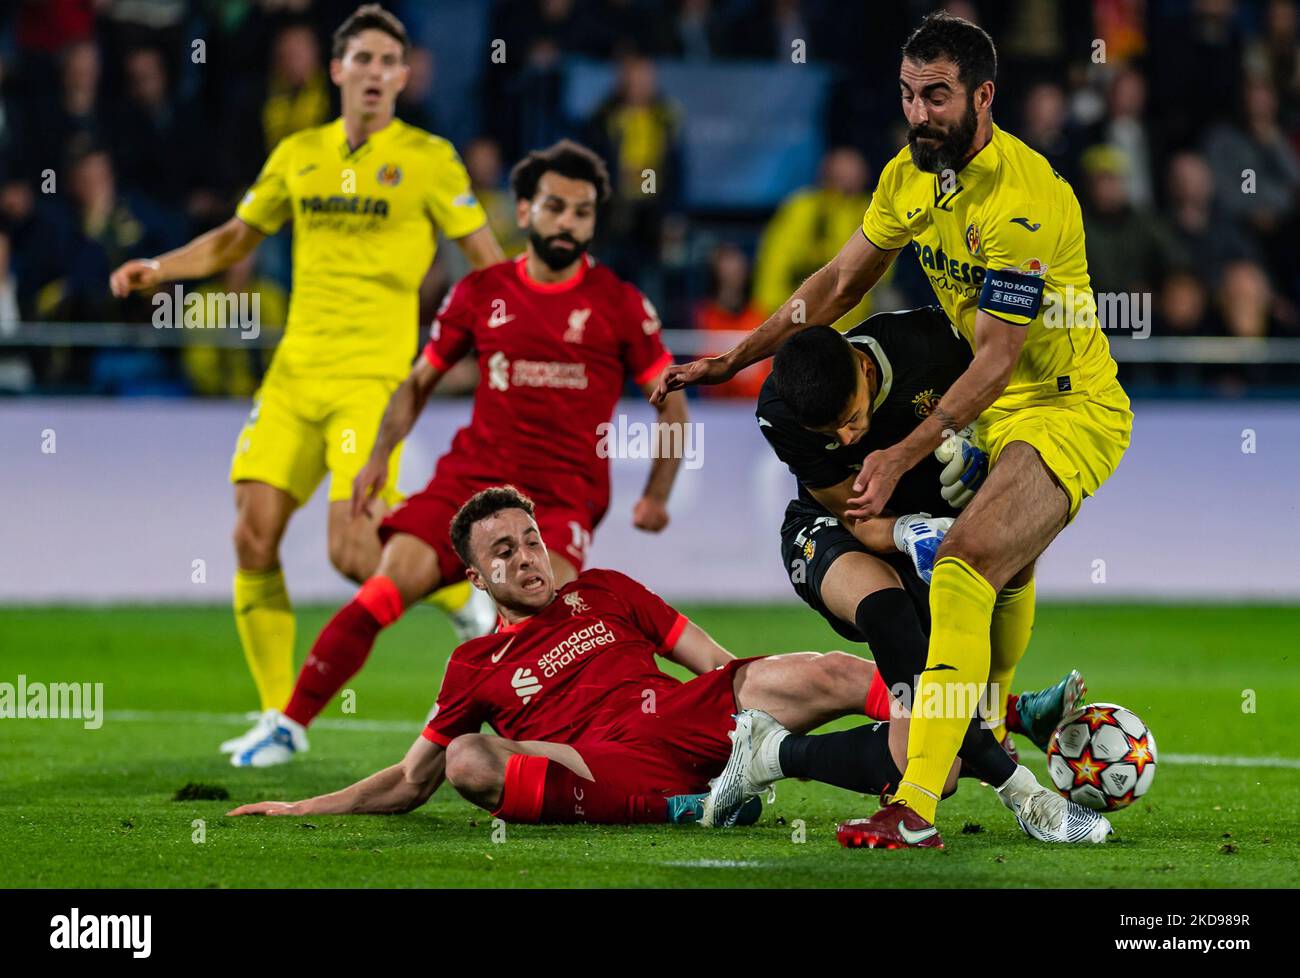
[907,93,979,173]
[529,228,590,270]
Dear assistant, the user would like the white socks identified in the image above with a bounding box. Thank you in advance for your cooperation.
[758,725,791,784]
[995,764,1041,810]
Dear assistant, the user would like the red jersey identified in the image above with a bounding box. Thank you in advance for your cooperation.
[421,255,673,521]
[421,569,690,747]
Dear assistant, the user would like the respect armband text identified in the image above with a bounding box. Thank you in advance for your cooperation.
[978,268,1045,321]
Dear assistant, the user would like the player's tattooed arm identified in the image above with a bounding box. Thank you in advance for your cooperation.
[354,357,445,518]
[228,738,446,817]
[900,310,1026,457]
[934,406,961,439]
[848,312,1026,518]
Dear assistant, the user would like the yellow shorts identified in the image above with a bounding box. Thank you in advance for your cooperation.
[978,380,1132,522]
[229,366,404,506]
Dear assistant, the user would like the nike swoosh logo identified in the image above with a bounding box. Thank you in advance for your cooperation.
[906,208,922,219]
[490,635,517,663]
[899,823,938,844]
[757,417,772,428]
[297,164,318,176]
[921,663,958,672]
[1009,217,1041,231]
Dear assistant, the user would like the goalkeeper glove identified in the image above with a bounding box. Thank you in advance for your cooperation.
[935,431,988,509]
[893,513,954,584]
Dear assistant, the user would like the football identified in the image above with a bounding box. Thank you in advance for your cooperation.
[1045,703,1158,811]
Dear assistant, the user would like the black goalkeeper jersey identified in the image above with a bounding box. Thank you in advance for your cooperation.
[756,306,973,518]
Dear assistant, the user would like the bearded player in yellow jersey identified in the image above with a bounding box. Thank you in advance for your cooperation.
[656,11,1130,848]
[109,6,506,745]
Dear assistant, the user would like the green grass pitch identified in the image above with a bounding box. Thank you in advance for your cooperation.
[1,602,1297,888]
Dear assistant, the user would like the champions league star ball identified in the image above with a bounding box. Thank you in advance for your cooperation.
[1045,703,1157,811]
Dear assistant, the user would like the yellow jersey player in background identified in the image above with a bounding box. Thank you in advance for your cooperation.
[656,11,1130,848]
[109,5,505,750]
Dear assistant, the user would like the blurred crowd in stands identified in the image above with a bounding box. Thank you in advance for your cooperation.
[1,0,1298,396]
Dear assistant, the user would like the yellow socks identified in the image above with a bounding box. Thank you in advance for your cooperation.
[233,568,295,710]
[986,578,1036,737]
[424,579,473,614]
[895,556,997,822]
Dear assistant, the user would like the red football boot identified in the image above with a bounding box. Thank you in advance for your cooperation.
[837,801,944,849]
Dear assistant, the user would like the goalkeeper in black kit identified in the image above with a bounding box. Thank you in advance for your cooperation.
[700,307,1084,838]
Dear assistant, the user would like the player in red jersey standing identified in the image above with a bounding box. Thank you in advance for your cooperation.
[229,141,690,767]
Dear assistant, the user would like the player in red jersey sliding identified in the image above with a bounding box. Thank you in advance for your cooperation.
[226,140,690,767]
[228,487,1080,827]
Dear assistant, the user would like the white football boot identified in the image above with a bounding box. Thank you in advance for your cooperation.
[447,584,499,643]
[219,708,278,754]
[230,711,309,767]
[700,709,786,828]
[996,765,1112,843]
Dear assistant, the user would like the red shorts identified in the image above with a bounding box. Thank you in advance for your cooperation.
[570,658,754,797]
[379,475,596,584]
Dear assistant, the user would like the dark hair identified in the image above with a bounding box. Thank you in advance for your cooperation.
[510,139,612,204]
[332,3,409,60]
[772,325,859,429]
[450,486,537,567]
[902,10,997,91]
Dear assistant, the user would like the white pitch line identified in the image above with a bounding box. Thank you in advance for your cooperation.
[663,859,766,869]
[107,709,417,734]
[1161,752,1300,770]
[103,711,1300,770]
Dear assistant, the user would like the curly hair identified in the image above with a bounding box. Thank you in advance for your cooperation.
[450,486,537,567]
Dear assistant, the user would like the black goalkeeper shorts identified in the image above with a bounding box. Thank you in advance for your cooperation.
[778,498,931,644]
